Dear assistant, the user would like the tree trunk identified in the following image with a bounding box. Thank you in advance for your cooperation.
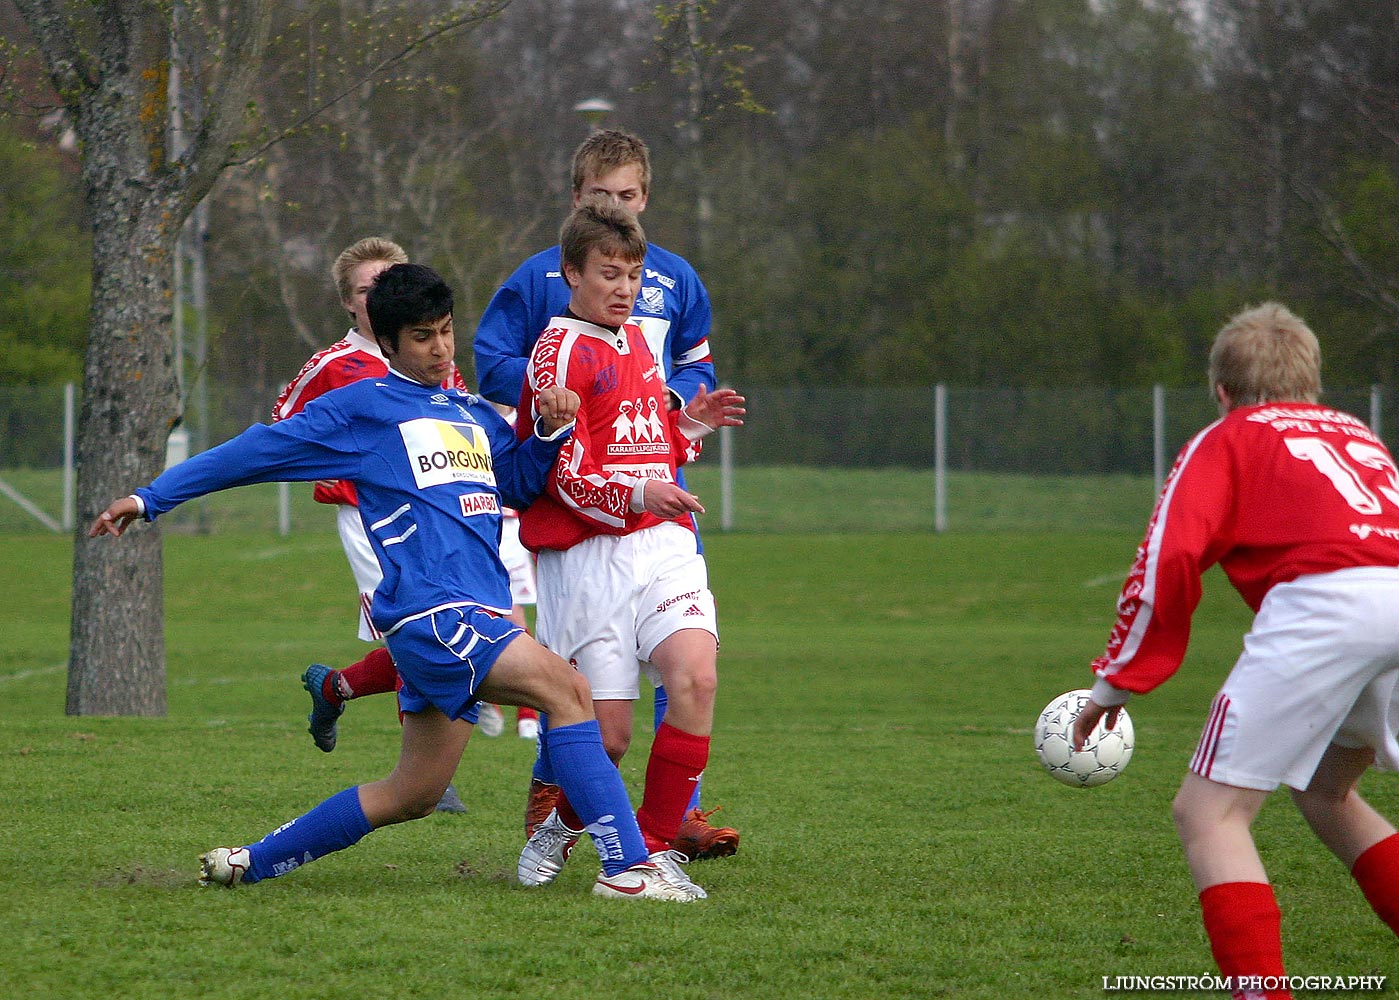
[67,196,182,716]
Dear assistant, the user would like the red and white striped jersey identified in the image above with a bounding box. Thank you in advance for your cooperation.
[517,316,700,552]
[272,327,467,506]
[1094,402,1399,695]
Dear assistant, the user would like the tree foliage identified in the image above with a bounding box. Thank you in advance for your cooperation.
[8,0,1399,398]
[0,121,87,383]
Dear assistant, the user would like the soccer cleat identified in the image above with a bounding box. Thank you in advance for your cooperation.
[301,663,345,753]
[672,805,740,862]
[517,808,581,887]
[524,778,561,839]
[517,717,540,740]
[647,849,708,899]
[476,703,505,738]
[592,861,697,902]
[199,846,251,887]
[435,783,468,814]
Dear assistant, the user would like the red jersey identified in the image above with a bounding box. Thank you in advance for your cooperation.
[517,316,701,551]
[1094,402,1399,696]
[272,327,467,506]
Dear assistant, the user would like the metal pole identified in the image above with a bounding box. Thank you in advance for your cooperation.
[278,482,291,537]
[719,423,734,532]
[63,381,75,531]
[934,384,947,533]
[1371,384,1382,439]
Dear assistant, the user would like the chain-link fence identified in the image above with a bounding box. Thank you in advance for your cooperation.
[3,382,1393,536]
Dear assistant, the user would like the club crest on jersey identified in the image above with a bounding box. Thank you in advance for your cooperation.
[609,397,669,456]
[638,286,665,315]
[399,418,496,489]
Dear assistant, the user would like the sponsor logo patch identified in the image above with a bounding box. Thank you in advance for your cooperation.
[399,418,496,489]
[459,493,501,517]
[645,268,676,290]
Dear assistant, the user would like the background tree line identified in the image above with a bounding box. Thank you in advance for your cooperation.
[4,0,1398,395]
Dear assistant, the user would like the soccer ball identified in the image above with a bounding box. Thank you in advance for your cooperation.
[1034,688,1134,788]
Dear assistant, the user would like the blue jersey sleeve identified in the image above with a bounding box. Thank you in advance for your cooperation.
[474,283,534,406]
[476,401,572,510]
[650,245,716,405]
[136,396,364,518]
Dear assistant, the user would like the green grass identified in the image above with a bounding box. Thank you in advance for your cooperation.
[0,465,1162,537]
[0,531,1394,999]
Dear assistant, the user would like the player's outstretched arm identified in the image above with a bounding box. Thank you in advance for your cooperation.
[88,496,143,538]
[681,384,745,432]
[640,480,706,518]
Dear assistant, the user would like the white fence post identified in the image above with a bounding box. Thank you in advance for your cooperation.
[278,482,291,536]
[63,381,75,531]
[934,383,947,533]
[719,423,734,532]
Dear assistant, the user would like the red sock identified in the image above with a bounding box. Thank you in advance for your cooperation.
[339,646,397,699]
[517,706,539,722]
[636,722,710,854]
[1352,832,1399,935]
[1199,882,1291,1000]
[555,790,583,831]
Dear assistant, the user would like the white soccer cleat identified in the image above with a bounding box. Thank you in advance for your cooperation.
[647,849,708,899]
[592,861,698,902]
[517,808,581,887]
[199,846,251,887]
[517,717,540,740]
[476,703,505,738]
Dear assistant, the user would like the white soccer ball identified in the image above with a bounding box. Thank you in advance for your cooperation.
[1034,688,1134,788]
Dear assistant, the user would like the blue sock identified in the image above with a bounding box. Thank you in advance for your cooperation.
[531,712,556,784]
[546,720,648,875]
[653,686,703,811]
[242,786,373,883]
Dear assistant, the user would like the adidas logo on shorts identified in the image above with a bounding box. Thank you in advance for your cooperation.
[682,604,704,617]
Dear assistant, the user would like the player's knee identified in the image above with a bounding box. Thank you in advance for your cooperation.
[390,785,446,823]
[535,655,592,716]
[665,663,718,710]
[602,729,632,762]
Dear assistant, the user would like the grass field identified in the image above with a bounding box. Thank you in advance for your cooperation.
[1,529,1394,999]
[0,465,1163,536]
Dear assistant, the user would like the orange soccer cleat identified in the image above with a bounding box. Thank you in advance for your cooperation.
[671,806,740,862]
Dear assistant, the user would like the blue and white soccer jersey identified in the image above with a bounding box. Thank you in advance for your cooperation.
[1190,566,1399,792]
[534,521,717,701]
[135,370,569,721]
[473,242,715,408]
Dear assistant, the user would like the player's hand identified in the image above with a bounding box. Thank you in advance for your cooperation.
[1072,698,1122,750]
[537,387,581,433]
[641,480,706,518]
[682,385,746,431]
[88,496,142,538]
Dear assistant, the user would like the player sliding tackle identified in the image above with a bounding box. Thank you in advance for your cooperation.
[88,263,735,901]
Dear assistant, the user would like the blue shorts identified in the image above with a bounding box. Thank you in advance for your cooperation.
[386,604,524,722]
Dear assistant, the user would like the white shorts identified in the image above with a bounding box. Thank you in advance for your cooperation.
[535,521,716,700]
[500,515,536,606]
[337,504,384,642]
[1190,567,1399,791]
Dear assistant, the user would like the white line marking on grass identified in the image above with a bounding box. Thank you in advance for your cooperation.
[0,664,66,683]
[1083,571,1124,588]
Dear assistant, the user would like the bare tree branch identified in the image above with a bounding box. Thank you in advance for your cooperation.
[225,0,509,168]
